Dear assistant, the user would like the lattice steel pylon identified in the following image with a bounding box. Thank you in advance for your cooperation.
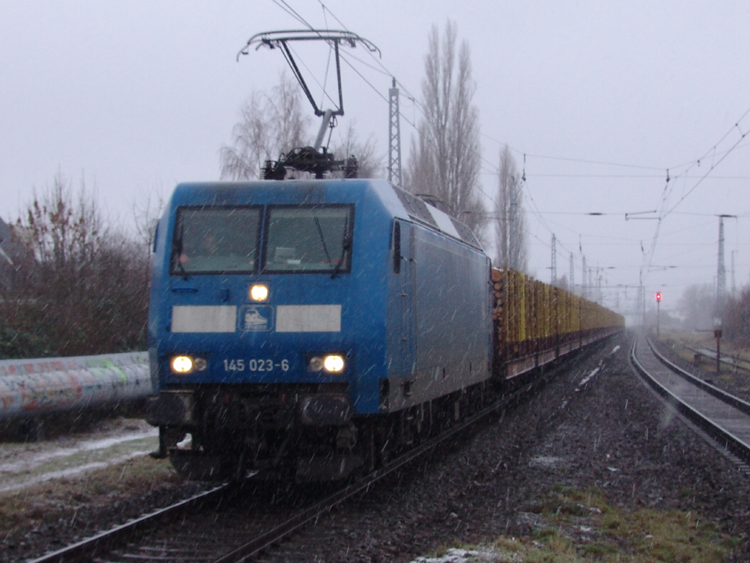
[388,78,402,186]
[717,215,727,313]
[550,234,557,285]
[569,252,574,291]
[582,255,587,298]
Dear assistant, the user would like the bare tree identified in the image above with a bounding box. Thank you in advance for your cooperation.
[404,20,486,237]
[495,146,528,272]
[220,73,312,180]
[678,283,716,331]
[724,286,750,344]
[220,74,382,181]
[330,121,385,179]
[2,173,150,357]
[132,188,165,253]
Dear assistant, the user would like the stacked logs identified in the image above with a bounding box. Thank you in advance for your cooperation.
[491,266,624,365]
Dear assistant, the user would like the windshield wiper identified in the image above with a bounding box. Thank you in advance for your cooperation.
[314,215,333,264]
[173,222,190,280]
[331,216,350,279]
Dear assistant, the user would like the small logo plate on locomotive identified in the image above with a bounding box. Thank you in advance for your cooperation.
[239,305,273,332]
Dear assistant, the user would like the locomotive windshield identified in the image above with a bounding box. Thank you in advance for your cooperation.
[263,205,353,274]
[170,204,353,275]
[171,207,261,275]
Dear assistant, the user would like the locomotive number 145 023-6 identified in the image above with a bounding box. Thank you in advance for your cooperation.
[223,358,290,372]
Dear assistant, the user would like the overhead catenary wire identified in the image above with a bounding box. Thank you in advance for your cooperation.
[268,1,546,202]
[266,2,748,299]
[274,0,750,209]
[314,1,422,102]
[307,0,505,185]
[662,131,749,218]
[270,0,310,28]
[640,103,750,278]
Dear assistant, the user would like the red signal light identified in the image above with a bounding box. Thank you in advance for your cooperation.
[655,292,662,302]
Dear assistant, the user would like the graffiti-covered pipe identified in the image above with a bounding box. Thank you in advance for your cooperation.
[0,352,152,420]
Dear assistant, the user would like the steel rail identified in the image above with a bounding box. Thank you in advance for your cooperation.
[646,337,750,415]
[630,337,750,465]
[27,485,230,563]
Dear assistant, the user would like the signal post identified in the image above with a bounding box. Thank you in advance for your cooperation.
[655,292,662,338]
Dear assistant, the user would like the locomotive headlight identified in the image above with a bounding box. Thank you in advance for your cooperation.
[323,354,345,373]
[308,355,345,373]
[171,355,194,374]
[249,284,269,302]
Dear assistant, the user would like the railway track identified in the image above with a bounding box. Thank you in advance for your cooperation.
[630,335,750,468]
[30,349,582,563]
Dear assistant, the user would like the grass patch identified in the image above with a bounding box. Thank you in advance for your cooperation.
[429,487,742,562]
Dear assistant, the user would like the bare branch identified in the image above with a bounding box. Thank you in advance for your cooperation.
[495,146,528,272]
[404,20,486,239]
[329,121,385,179]
[2,174,149,357]
[220,73,313,180]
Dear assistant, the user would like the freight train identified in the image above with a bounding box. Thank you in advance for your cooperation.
[145,176,623,481]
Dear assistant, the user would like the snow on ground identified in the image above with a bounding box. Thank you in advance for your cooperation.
[0,418,158,493]
[410,548,515,562]
[578,367,600,388]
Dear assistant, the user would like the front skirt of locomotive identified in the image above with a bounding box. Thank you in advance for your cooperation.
[147,384,365,482]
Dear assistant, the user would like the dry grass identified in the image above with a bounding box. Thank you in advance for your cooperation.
[426,486,741,562]
[0,455,181,539]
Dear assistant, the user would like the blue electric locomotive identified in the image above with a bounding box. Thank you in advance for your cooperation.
[147,178,492,480]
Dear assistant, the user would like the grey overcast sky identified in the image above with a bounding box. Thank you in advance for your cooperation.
[2,1,749,322]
